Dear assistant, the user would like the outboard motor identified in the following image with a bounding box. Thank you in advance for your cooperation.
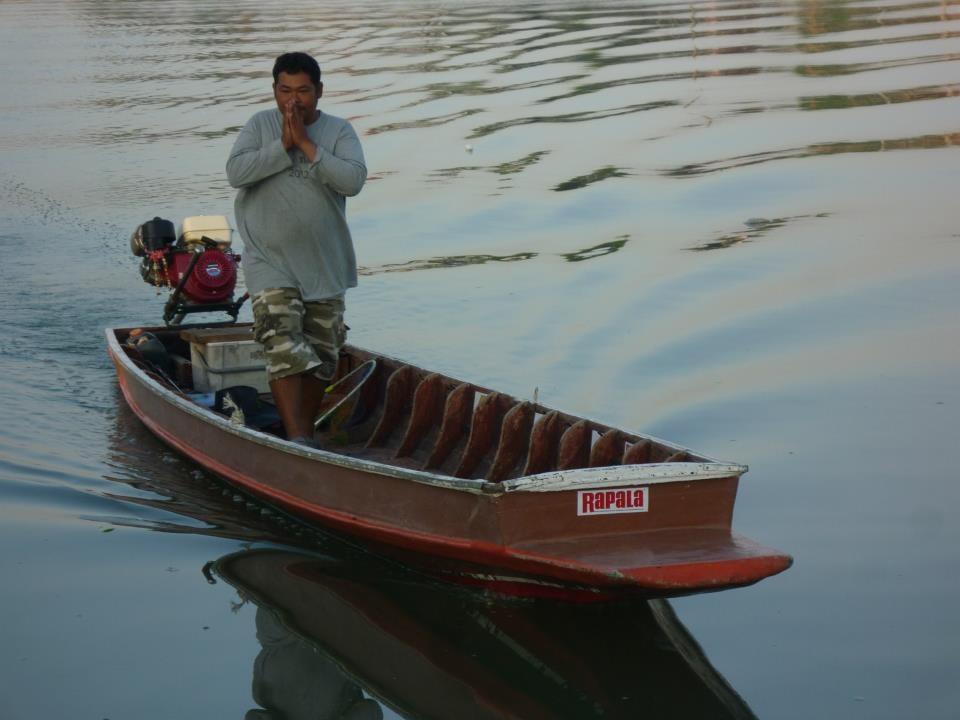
[131,215,247,324]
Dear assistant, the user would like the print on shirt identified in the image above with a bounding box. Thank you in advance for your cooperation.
[289,151,312,179]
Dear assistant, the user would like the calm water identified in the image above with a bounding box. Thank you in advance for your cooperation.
[1,0,959,717]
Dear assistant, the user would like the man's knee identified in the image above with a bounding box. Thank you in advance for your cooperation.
[251,287,321,381]
[303,297,346,380]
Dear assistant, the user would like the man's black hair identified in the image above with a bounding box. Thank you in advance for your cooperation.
[272,52,321,87]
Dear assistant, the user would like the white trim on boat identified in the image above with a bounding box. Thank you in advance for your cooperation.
[500,462,748,493]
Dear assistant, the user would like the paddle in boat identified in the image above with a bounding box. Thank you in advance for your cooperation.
[107,215,792,600]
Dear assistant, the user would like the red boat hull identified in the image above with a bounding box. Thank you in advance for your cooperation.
[108,326,791,599]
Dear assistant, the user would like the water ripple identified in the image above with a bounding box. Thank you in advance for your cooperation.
[664,130,960,177]
[0,2,957,714]
[1,0,955,189]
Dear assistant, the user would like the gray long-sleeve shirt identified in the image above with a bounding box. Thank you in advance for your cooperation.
[226,108,366,301]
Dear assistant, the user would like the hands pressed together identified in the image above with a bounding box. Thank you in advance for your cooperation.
[281,100,317,160]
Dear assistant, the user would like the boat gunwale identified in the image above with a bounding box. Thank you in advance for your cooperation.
[106,326,748,495]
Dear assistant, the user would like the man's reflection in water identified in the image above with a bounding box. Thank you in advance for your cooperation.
[245,608,383,720]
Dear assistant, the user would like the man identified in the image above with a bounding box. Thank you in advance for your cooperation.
[226,52,366,445]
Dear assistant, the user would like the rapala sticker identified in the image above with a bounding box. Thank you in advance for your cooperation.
[577,487,648,516]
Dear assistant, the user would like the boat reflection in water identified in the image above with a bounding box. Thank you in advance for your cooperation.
[108,402,756,718]
[214,549,758,720]
[244,600,381,720]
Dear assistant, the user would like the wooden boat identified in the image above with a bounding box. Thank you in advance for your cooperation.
[214,547,759,719]
[106,322,791,599]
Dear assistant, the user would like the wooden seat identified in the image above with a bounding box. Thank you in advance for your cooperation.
[179,326,254,345]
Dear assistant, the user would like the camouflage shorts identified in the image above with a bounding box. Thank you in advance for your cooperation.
[251,287,346,382]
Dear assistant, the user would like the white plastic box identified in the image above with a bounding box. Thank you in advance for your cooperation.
[180,215,232,247]
[190,340,269,393]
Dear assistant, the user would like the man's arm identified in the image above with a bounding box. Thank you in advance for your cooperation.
[310,122,367,197]
[226,116,292,189]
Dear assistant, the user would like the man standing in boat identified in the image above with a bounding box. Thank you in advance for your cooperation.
[226,52,366,445]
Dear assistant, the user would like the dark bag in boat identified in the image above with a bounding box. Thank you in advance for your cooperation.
[214,386,281,431]
[127,331,174,379]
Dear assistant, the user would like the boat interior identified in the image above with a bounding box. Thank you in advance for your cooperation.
[115,325,704,481]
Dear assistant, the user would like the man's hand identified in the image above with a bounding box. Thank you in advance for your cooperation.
[281,106,294,150]
[284,101,317,161]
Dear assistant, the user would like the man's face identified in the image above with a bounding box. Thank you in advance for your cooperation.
[273,71,322,123]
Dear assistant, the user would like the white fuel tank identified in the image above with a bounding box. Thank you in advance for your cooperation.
[180,215,232,248]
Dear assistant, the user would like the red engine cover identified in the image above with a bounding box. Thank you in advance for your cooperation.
[168,249,237,303]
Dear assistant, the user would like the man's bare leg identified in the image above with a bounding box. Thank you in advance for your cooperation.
[269,373,328,441]
[301,373,328,430]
